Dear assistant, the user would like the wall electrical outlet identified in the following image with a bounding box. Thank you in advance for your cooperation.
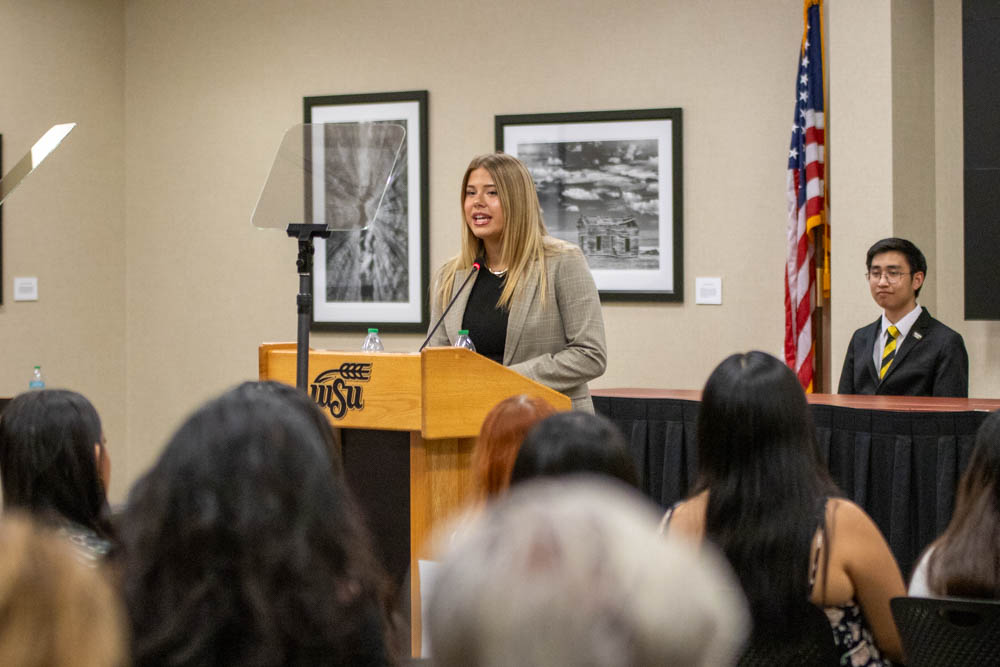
[695,277,722,305]
[13,277,39,301]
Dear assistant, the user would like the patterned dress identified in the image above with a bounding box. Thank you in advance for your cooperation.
[823,602,891,666]
[55,520,112,567]
[811,508,893,666]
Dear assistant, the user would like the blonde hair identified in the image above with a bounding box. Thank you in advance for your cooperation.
[0,514,127,667]
[434,153,569,312]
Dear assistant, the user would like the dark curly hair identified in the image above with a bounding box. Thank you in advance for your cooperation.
[248,380,345,479]
[120,381,395,667]
[0,389,114,542]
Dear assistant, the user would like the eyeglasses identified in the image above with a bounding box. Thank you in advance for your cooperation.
[866,269,910,283]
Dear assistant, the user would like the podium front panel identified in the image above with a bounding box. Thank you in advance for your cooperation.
[259,345,422,430]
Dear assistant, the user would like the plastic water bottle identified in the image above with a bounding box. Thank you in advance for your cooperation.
[454,329,476,352]
[361,328,384,352]
[29,366,45,390]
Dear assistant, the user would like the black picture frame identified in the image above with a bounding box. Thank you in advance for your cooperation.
[496,108,683,302]
[303,91,429,331]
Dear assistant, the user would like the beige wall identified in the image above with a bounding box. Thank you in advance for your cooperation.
[121,0,805,490]
[828,0,1000,397]
[828,0,896,380]
[933,0,1000,396]
[0,0,127,494]
[891,0,936,308]
[2,0,994,499]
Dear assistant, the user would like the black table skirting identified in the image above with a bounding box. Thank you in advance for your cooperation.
[593,395,988,577]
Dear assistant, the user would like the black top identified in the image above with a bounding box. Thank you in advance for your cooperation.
[461,270,509,364]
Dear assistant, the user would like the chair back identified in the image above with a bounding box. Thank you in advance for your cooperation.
[891,596,1000,667]
[737,603,839,667]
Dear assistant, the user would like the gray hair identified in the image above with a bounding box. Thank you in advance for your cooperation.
[427,478,749,667]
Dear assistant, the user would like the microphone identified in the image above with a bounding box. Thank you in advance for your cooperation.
[419,258,483,351]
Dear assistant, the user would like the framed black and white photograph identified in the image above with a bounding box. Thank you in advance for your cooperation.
[496,108,682,301]
[304,91,429,331]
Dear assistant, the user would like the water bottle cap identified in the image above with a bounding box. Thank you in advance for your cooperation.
[458,329,469,335]
[368,328,379,333]
[34,365,40,370]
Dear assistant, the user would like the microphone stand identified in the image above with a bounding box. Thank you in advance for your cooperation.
[287,223,331,390]
[419,260,482,351]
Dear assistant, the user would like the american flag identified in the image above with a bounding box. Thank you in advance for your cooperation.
[785,0,826,392]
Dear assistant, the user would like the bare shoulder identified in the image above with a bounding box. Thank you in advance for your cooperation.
[827,498,872,535]
[826,498,876,531]
[823,499,905,662]
[662,493,708,541]
[825,498,892,556]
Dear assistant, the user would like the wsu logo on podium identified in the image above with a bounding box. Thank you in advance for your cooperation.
[310,362,372,419]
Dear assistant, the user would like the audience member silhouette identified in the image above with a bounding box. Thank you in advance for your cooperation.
[252,379,345,478]
[472,394,556,499]
[910,409,1000,598]
[663,351,905,665]
[0,389,115,564]
[427,478,748,667]
[509,411,637,488]
[120,381,396,667]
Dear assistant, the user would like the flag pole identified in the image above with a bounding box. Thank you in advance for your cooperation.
[813,226,825,391]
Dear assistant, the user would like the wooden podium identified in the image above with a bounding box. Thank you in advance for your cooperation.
[258,343,570,653]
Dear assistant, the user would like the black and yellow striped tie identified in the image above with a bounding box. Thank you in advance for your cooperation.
[880,325,900,380]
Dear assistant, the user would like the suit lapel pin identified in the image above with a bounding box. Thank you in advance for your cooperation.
[913,331,923,340]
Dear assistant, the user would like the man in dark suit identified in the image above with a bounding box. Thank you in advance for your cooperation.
[838,238,968,397]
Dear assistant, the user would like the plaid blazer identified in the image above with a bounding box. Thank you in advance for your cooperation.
[427,244,607,412]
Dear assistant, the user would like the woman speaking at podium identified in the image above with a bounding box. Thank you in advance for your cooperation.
[426,153,606,412]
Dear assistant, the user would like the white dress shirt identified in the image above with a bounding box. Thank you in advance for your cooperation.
[873,305,923,372]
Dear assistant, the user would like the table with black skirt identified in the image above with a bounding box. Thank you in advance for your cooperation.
[593,389,1000,577]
